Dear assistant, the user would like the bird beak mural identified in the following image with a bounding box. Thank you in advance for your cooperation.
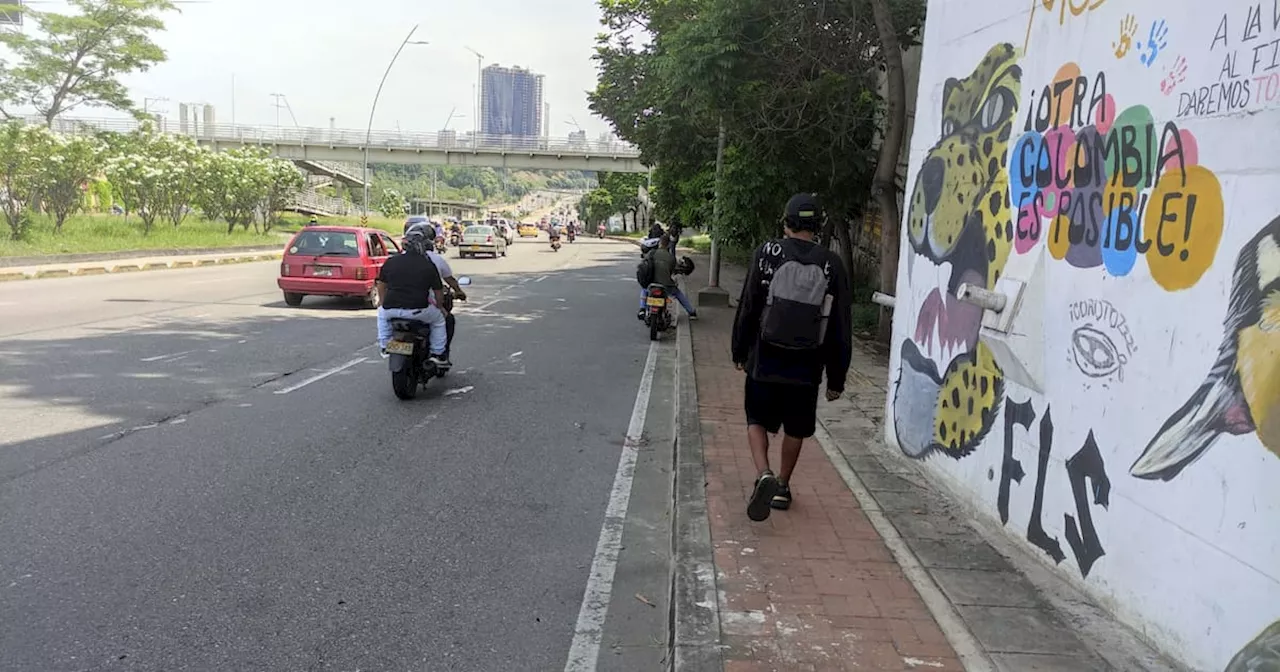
[1132,215,1280,480]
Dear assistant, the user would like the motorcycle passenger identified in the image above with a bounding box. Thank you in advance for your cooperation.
[405,223,467,358]
[306,215,319,227]
[638,234,697,320]
[375,227,450,367]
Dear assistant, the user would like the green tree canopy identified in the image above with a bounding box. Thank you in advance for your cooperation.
[0,0,176,124]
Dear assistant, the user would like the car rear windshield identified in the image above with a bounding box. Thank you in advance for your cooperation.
[289,231,359,257]
[467,226,493,235]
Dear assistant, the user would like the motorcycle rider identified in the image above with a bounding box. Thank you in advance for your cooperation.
[404,223,466,358]
[549,223,562,247]
[375,226,450,367]
[639,234,697,320]
[566,221,577,241]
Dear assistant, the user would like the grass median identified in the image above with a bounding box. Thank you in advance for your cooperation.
[0,212,406,258]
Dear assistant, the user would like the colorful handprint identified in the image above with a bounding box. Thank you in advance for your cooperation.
[1160,56,1188,95]
[1139,19,1169,67]
[1113,14,1138,58]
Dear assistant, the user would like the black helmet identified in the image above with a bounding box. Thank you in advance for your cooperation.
[677,256,696,275]
[402,224,433,256]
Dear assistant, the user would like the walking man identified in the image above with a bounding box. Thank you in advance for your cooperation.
[731,193,852,521]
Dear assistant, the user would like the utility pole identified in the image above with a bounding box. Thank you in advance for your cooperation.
[697,118,730,306]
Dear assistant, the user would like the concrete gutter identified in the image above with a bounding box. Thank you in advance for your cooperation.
[669,315,724,672]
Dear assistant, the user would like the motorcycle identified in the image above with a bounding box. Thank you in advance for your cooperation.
[567,229,576,243]
[550,236,562,252]
[597,226,605,239]
[643,283,674,341]
[385,277,471,400]
[449,230,462,247]
[434,236,448,254]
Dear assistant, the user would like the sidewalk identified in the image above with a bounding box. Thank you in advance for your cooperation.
[0,248,283,281]
[676,254,1184,672]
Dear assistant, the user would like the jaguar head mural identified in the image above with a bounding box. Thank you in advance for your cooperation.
[894,43,1022,460]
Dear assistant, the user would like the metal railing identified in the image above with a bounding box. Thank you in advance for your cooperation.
[288,189,355,216]
[33,115,643,159]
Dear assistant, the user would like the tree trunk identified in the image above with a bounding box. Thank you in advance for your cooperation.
[868,0,908,344]
[833,216,856,297]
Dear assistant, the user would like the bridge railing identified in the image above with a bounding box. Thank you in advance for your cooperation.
[289,189,355,216]
[33,116,643,159]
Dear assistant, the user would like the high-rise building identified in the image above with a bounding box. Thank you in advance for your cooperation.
[480,64,545,141]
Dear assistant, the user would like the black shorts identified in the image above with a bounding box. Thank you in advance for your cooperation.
[744,377,820,439]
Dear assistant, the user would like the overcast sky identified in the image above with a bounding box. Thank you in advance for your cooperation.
[13,0,617,138]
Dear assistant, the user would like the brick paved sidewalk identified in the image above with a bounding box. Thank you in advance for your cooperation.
[686,273,963,672]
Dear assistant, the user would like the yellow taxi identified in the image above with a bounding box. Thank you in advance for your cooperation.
[518,223,541,238]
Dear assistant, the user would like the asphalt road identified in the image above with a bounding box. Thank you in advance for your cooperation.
[0,236,676,671]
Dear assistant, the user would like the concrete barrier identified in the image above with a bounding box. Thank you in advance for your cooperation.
[0,271,28,282]
[35,269,72,279]
[171,261,195,268]
[197,259,219,266]
[112,264,142,273]
[74,267,109,276]
[142,262,170,271]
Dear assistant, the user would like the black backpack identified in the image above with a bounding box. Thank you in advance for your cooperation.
[759,250,832,350]
[636,253,656,287]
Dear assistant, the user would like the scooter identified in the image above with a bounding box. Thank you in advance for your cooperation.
[385,277,471,400]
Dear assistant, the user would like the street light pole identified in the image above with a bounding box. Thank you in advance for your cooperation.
[363,26,428,218]
[464,46,484,142]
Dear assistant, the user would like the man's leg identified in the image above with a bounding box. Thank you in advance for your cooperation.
[670,286,697,317]
[744,377,782,522]
[376,307,392,349]
[772,385,820,510]
[444,311,456,359]
[422,306,448,357]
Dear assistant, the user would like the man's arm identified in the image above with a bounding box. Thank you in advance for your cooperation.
[822,255,854,395]
[731,247,766,366]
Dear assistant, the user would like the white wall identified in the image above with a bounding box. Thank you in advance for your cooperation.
[886,1,1280,670]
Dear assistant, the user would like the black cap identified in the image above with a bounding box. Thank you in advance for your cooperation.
[784,193,822,230]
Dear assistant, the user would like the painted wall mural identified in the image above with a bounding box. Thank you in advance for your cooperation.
[890,2,1280,670]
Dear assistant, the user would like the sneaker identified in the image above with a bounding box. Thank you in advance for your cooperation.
[428,354,451,368]
[747,471,780,522]
[379,348,389,360]
[688,312,699,321]
[637,308,647,321]
[770,483,792,510]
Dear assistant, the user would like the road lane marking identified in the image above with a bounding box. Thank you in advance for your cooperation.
[564,340,659,672]
[472,297,508,311]
[534,275,549,283]
[273,357,367,394]
[139,350,193,362]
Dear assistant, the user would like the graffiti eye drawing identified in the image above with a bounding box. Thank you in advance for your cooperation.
[1072,326,1123,380]
[1112,14,1138,58]
[979,88,1014,131]
[1139,19,1169,67]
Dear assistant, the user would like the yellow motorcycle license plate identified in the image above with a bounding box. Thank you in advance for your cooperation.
[385,340,415,355]
[646,297,667,307]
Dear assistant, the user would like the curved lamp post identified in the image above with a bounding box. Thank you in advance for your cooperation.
[363,25,429,217]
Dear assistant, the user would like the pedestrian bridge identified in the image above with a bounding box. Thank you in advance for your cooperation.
[47,116,649,174]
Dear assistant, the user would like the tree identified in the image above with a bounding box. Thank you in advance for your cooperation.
[866,0,925,341]
[600,171,646,230]
[584,188,614,226]
[0,0,176,125]
[37,132,104,233]
[261,157,305,233]
[378,188,407,218]
[0,121,53,239]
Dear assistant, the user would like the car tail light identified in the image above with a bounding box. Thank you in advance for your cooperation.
[354,266,367,280]
[486,235,493,243]
[281,262,291,276]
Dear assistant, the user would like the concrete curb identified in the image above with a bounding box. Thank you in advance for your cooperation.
[669,315,725,672]
[0,244,283,268]
[0,251,283,282]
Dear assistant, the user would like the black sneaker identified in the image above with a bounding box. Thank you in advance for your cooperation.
[637,308,646,321]
[428,355,451,368]
[747,471,780,522]
[770,483,792,510]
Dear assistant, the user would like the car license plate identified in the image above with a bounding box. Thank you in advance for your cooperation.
[311,267,333,277]
[646,297,666,307]
[385,340,415,355]
[467,246,483,252]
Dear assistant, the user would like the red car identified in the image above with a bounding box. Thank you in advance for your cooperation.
[278,226,400,308]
